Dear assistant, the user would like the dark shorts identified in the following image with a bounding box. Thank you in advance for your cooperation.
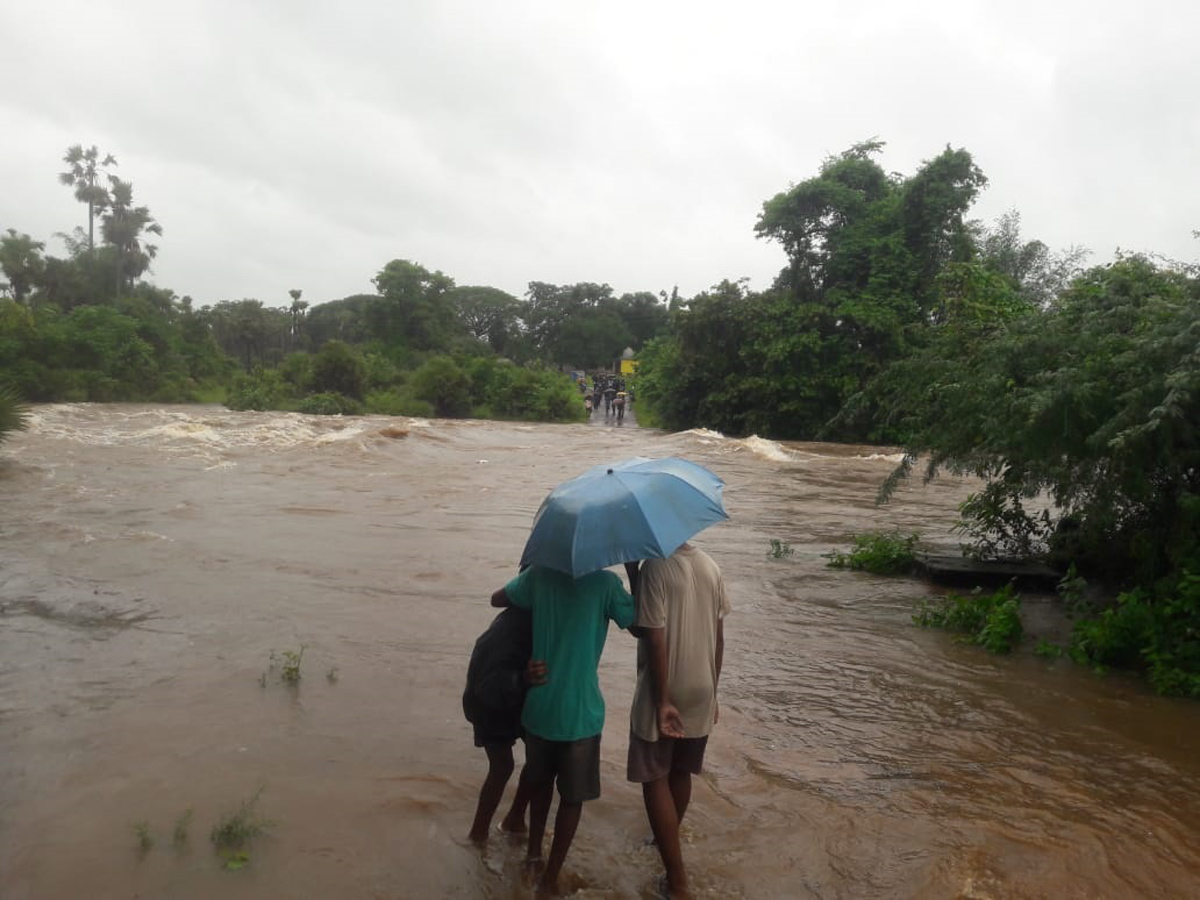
[463,693,522,748]
[626,731,709,783]
[523,733,602,803]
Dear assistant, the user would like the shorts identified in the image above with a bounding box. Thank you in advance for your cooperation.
[463,692,522,748]
[626,731,708,784]
[523,733,602,803]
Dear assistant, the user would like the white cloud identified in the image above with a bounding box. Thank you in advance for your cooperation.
[2,0,1197,309]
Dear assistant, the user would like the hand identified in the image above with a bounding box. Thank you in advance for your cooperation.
[525,659,547,686]
[657,702,684,739]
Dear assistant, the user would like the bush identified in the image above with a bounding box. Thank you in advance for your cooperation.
[226,367,289,411]
[363,389,435,418]
[310,340,366,400]
[409,356,472,417]
[1070,572,1200,697]
[825,531,919,574]
[297,392,362,415]
[914,582,1023,653]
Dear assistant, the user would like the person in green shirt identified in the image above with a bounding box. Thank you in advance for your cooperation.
[491,565,635,896]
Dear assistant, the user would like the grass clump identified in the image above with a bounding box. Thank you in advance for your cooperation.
[768,539,794,559]
[825,530,919,575]
[173,808,193,846]
[133,820,153,854]
[914,582,1023,653]
[210,787,272,870]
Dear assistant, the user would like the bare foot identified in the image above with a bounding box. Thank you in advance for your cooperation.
[499,815,527,834]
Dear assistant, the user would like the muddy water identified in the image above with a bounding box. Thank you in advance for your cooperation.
[1,404,1197,899]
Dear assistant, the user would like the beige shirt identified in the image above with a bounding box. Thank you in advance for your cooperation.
[630,545,730,741]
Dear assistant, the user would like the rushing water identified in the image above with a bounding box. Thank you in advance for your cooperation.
[1,404,1197,899]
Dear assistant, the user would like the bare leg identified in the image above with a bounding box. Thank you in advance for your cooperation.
[526,779,554,862]
[468,744,514,843]
[500,765,533,833]
[668,769,692,824]
[642,778,689,898]
[539,799,582,896]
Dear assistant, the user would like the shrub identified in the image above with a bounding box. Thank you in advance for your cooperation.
[1070,572,1200,697]
[825,530,919,574]
[226,367,289,411]
[310,340,366,400]
[914,582,1023,653]
[364,389,435,418]
[297,392,362,415]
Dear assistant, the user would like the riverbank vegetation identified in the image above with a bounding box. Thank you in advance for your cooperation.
[0,146,669,425]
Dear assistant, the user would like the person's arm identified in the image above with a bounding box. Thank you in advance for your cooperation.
[713,616,724,724]
[624,561,644,638]
[644,627,684,738]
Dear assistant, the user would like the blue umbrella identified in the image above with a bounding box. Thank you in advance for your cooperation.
[519,456,729,578]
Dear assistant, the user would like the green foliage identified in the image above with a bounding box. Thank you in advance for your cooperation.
[639,142,988,439]
[0,382,30,445]
[363,389,435,418]
[825,530,919,574]
[133,820,153,854]
[173,809,193,846]
[1070,573,1200,697]
[297,392,362,415]
[914,583,1023,653]
[210,787,271,869]
[226,367,290,411]
[309,340,366,400]
[1034,639,1064,659]
[409,355,472,417]
[768,539,794,558]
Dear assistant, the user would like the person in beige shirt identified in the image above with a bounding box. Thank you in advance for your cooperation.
[626,543,730,899]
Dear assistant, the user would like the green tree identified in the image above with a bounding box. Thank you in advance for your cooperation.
[101,177,162,295]
[447,285,522,353]
[372,259,457,350]
[0,230,46,306]
[58,144,116,255]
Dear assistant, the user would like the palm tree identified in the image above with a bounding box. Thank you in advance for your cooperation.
[58,144,116,255]
[101,177,162,296]
[0,383,29,446]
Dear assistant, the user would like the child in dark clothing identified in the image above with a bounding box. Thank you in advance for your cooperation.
[464,606,544,843]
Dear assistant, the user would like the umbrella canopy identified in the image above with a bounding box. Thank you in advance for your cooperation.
[519,456,729,578]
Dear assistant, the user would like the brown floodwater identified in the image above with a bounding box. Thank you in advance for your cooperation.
[1,403,1197,899]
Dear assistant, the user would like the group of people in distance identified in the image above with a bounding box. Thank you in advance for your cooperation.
[579,375,631,421]
[463,544,729,899]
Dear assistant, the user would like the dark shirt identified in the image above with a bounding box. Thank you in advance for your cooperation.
[462,607,532,724]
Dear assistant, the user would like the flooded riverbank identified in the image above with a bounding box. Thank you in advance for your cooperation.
[2,404,1197,898]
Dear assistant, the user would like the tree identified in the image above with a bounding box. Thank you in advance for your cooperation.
[58,144,116,255]
[101,177,162,295]
[0,230,45,305]
[372,259,457,350]
[288,289,308,347]
[447,285,522,353]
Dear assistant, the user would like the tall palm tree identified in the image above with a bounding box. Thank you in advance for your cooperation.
[101,177,162,296]
[58,144,116,255]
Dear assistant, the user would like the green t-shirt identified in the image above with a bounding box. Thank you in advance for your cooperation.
[505,566,635,742]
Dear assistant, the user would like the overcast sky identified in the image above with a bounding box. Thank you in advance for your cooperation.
[3,0,1197,309]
